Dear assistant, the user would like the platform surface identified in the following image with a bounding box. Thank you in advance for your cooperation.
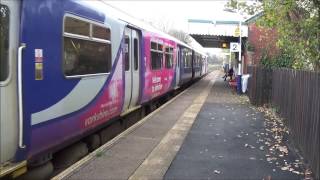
[62,72,218,180]
[165,78,304,180]
[55,71,305,180]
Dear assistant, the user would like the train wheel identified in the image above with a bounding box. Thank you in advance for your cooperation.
[99,121,123,144]
[17,161,53,180]
[83,134,101,152]
[52,142,88,174]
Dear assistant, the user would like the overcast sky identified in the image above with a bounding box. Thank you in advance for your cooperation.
[105,1,253,55]
[105,1,245,31]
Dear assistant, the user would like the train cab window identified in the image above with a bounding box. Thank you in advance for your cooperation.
[134,38,139,70]
[0,4,9,82]
[63,15,112,77]
[124,36,130,71]
[165,47,173,69]
[150,41,163,70]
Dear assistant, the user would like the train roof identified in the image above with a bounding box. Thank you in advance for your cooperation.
[79,0,195,50]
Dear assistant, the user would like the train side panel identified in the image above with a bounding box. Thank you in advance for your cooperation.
[7,0,207,166]
[18,0,126,159]
[140,32,177,103]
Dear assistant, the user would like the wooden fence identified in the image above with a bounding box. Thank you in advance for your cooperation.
[247,66,320,179]
[247,66,273,106]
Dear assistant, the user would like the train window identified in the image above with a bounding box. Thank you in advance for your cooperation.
[183,50,191,68]
[124,36,130,71]
[151,51,162,70]
[151,42,157,49]
[63,15,112,77]
[0,4,9,82]
[185,54,189,68]
[63,37,111,76]
[150,41,163,70]
[64,17,90,36]
[177,49,179,67]
[183,51,187,68]
[186,51,192,68]
[195,55,199,67]
[93,25,110,40]
[134,38,139,71]
[165,47,173,69]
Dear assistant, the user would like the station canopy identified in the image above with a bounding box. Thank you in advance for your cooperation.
[188,19,248,49]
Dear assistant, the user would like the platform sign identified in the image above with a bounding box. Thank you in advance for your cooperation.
[234,26,240,37]
[230,42,240,52]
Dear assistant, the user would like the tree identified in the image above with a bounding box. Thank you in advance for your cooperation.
[225,0,263,15]
[226,0,320,71]
[168,29,192,44]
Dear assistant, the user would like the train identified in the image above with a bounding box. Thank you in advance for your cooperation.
[0,0,208,178]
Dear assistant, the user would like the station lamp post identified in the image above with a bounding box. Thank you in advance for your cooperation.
[237,0,242,76]
[236,0,243,94]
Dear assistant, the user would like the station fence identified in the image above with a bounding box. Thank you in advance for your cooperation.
[247,65,320,179]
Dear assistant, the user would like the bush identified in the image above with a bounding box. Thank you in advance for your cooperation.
[260,52,294,68]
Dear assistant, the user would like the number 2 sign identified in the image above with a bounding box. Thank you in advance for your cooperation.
[230,42,240,52]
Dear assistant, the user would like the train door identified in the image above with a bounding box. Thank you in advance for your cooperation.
[175,47,180,89]
[123,27,140,112]
[0,0,22,164]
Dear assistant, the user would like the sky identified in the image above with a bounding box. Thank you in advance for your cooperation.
[105,1,245,32]
[105,1,251,55]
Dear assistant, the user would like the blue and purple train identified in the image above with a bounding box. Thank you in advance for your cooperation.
[0,0,208,178]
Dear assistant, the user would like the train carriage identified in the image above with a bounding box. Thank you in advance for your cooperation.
[0,0,208,178]
[192,51,202,79]
[177,45,193,86]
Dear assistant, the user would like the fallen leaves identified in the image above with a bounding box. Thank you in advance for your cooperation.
[278,146,288,154]
[236,97,311,177]
[254,105,310,177]
[266,157,277,161]
[244,144,256,149]
[304,169,313,179]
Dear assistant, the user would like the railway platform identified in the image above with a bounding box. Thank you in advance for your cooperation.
[52,71,307,180]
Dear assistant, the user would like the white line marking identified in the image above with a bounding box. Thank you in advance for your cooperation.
[128,71,219,179]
